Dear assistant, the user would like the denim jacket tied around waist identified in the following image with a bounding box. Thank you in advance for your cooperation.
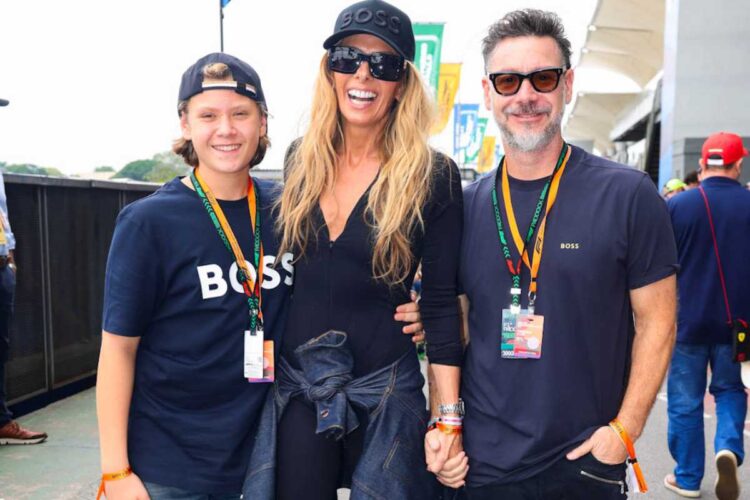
[242,330,439,500]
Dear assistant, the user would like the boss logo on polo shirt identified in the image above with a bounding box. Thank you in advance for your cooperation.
[341,8,401,34]
[197,252,294,299]
[560,242,580,249]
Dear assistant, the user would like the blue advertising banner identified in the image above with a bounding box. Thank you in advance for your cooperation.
[465,117,488,165]
[453,104,479,165]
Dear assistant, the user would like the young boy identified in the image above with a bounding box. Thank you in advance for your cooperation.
[96,52,291,499]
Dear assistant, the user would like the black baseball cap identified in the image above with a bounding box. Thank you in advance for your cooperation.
[323,0,415,61]
[178,53,266,111]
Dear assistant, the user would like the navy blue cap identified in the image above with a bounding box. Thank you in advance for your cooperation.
[178,53,266,110]
[323,0,415,61]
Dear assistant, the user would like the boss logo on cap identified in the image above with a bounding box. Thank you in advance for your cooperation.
[341,8,401,35]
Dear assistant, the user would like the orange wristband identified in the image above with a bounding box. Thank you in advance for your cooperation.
[436,421,463,435]
[609,419,647,493]
[96,466,133,500]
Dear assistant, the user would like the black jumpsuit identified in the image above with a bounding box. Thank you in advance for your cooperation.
[277,153,464,499]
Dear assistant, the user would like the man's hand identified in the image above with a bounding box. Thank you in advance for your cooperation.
[101,472,151,500]
[436,447,468,488]
[565,426,628,465]
[395,291,424,343]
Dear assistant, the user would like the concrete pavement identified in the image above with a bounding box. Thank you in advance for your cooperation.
[0,385,748,499]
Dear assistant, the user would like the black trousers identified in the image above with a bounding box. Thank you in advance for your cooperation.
[465,454,628,500]
[275,397,366,500]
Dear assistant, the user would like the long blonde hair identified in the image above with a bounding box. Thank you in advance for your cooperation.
[277,55,435,285]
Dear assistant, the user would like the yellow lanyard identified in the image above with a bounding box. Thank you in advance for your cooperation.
[192,169,264,324]
[501,145,570,296]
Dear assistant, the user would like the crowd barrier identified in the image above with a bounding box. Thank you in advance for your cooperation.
[5,173,156,406]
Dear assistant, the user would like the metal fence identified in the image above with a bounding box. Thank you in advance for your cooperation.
[5,173,157,404]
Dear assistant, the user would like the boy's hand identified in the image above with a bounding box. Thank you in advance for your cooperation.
[395,291,424,343]
[101,472,150,500]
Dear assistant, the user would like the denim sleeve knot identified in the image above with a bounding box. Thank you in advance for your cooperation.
[304,373,352,403]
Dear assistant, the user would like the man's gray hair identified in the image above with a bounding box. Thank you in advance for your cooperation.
[482,9,572,71]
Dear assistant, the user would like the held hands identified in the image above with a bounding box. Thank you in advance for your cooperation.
[565,425,628,465]
[101,472,150,500]
[395,291,425,343]
[425,428,468,488]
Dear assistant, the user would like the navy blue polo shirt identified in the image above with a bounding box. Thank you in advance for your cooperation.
[459,146,678,487]
[103,177,293,493]
[668,176,750,344]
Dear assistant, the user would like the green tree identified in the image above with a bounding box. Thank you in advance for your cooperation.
[4,163,46,175]
[115,151,190,183]
[145,163,189,183]
[94,166,115,172]
[115,159,158,181]
[0,164,64,176]
[142,151,189,184]
[43,167,64,177]
[152,151,189,172]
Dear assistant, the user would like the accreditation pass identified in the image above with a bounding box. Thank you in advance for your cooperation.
[244,327,265,379]
[501,309,545,359]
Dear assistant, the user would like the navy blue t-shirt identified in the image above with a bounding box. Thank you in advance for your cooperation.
[102,177,293,493]
[668,176,750,344]
[459,146,678,487]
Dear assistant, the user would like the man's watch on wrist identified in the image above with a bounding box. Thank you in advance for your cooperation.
[438,398,464,417]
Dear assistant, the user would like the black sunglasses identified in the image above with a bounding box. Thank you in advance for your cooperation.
[327,46,405,82]
[487,67,566,96]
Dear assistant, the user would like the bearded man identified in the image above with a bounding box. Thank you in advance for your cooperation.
[451,9,679,499]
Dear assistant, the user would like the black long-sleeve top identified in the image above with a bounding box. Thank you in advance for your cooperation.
[281,153,464,376]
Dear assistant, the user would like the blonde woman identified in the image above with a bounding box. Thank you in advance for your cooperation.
[246,1,465,498]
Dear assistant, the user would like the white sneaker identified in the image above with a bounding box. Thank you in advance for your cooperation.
[715,449,740,500]
[663,474,701,497]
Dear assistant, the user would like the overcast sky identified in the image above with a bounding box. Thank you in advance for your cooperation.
[0,0,601,175]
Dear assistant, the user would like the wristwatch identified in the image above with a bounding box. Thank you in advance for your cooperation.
[438,398,465,417]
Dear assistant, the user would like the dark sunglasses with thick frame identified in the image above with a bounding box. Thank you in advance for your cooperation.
[327,46,405,82]
[487,67,567,96]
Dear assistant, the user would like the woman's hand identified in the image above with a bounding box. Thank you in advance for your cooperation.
[425,428,468,488]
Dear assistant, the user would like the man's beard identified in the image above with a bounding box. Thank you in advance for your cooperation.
[498,102,563,153]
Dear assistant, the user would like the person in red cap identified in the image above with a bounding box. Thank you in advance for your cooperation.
[664,131,750,500]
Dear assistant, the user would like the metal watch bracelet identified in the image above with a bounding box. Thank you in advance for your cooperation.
[438,398,465,417]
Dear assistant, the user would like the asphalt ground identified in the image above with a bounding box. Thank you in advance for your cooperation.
[0,382,748,499]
